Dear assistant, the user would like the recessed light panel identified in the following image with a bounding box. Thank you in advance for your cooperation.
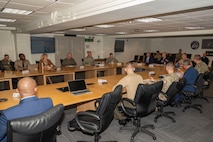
[2,8,33,15]
[136,18,162,23]
[185,26,204,30]
[144,29,159,32]
[0,18,16,22]
[94,24,114,28]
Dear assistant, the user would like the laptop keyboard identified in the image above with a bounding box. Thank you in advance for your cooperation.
[72,90,91,95]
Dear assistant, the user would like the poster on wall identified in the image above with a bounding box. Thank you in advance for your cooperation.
[202,39,213,49]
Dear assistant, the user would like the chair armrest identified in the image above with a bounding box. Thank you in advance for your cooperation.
[75,112,100,134]
[185,84,197,89]
[120,98,136,117]
[94,98,101,109]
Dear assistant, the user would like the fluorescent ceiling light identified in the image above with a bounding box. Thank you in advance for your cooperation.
[2,8,33,15]
[144,29,159,32]
[94,24,114,28]
[136,18,162,23]
[0,24,6,27]
[0,18,16,22]
[185,26,204,30]
[116,32,128,34]
[96,34,106,36]
[71,28,86,31]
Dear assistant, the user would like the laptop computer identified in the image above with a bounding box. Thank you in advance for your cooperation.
[68,79,92,95]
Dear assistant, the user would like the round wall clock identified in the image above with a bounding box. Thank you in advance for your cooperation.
[191,41,199,50]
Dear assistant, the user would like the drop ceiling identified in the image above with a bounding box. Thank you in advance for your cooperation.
[0,0,213,37]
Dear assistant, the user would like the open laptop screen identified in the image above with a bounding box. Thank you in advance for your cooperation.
[68,79,87,92]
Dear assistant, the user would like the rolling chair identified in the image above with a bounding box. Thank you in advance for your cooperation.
[68,85,122,142]
[181,73,206,113]
[154,78,186,123]
[7,104,64,142]
[120,81,163,141]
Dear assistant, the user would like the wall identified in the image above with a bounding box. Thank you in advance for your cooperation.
[0,30,16,61]
[148,36,213,66]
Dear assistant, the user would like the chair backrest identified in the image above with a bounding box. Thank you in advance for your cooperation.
[96,85,122,133]
[165,78,186,106]
[7,104,64,142]
[194,73,205,96]
[134,81,163,117]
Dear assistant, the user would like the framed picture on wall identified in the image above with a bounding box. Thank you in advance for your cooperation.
[202,39,213,49]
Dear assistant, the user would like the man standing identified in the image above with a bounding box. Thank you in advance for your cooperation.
[193,54,209,74]
[175,49,182,63]
[113,62,143,124]
[62,52,77,66]
[0,77,53,142]
[14,53,31,71]
[83,51,95,66]
[106,53,118,64]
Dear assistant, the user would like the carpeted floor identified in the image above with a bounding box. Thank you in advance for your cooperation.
[57,82,213,142]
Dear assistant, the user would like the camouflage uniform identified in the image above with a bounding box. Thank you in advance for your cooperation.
[159,73,179,101]
[195,61,209,74]
[106,58,118,64]
[83,57,95,66]
[62,58,77,66]
[1,59,13,71]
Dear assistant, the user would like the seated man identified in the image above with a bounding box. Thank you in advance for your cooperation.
[14,53,31,71]
[144,52,154,65]
[83,51,95,66]
[193,54,209,74]
[175,59,198,102]
[150,62,179,101]
[201,52,209,65]
[62,52,77,66]
[0,77,53,142]
[106,53,118,64]
[159,52,169,64]
[176,53,191,68]
[113,62,143,124]
[1,54,14,71]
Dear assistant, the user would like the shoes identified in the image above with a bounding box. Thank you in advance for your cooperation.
[118,118,131,126]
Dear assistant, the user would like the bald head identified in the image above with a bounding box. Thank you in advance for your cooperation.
[16,77,37,98]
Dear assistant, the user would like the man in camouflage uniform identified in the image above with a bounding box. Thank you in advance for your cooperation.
[193,54,209,74]
[151,62,179,101]
[83,51,95,66]
[62,52,77,66]
[1,54,13,71]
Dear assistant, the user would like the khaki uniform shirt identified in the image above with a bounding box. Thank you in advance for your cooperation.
[162,73,179,93]
[106,58,118,64]
[115,73,143,100]
[175,53,182,62]
[62,58,77,66]
[14,60,31,71]
[195,61,209,74]
[83,57,95,66]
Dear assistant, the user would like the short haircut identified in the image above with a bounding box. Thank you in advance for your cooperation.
[109,53,113,55]
[19,53,24,57]
[4,54,9,57]
[194,54,201,60]
[183,59,191,66]
[166,62,174,68]
[125,62,134,68]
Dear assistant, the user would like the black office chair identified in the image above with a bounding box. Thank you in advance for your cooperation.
[7,104,64,142]
[120,81,163,141]
[181,73,206,113]
[203,70,213,89]
[68,85,122,142]
[154,78,186,123]
[60,59,63,65]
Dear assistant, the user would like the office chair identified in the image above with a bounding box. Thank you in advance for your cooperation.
[7,104,64,142]
[68,85,122,142]
[120,81,163,141]
[181,73,206,113]
[203,70,213,89]
[154,78,186,123]
[60,59,63,65]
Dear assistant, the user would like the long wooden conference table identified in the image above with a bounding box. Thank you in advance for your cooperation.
[0,64,167,111]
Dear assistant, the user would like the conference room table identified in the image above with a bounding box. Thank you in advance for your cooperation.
[0,64,168,112]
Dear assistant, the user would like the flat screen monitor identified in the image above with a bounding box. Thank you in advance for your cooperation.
[31,37,55,54]
[114,40,124,52]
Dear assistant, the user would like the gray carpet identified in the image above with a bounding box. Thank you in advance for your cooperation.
[57,83,213,142]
